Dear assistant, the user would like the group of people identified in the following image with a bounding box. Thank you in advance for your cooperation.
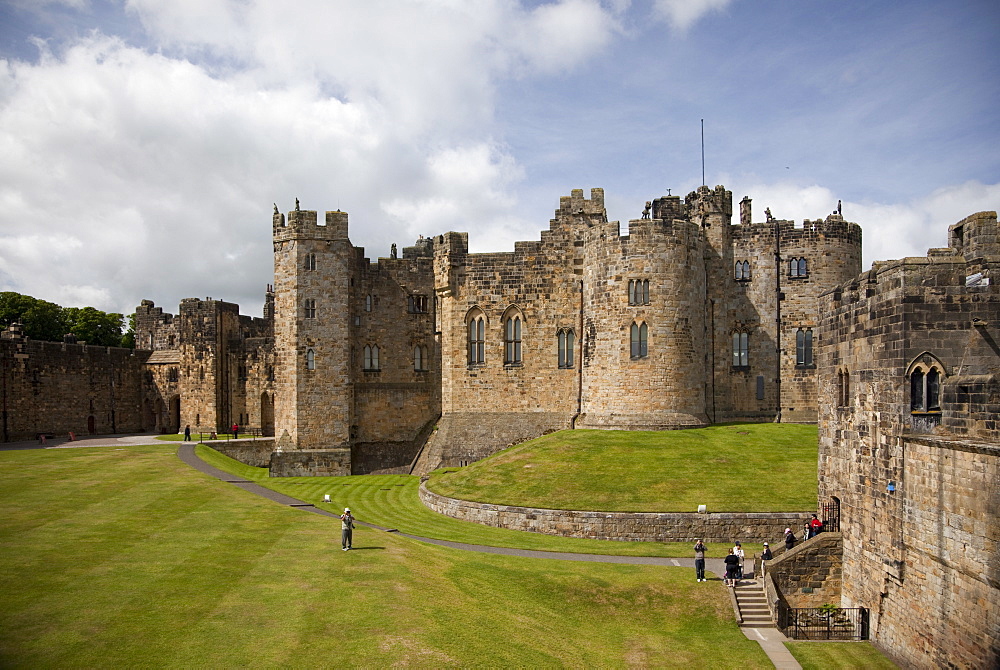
[694,514,825,585]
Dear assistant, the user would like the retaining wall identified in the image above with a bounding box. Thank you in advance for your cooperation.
[270,449,351,477]
[209,439,275,468]
[420,483,809,543]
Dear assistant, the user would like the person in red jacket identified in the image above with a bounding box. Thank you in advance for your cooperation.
[808,514,824,538]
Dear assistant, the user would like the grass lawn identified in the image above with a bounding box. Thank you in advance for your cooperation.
[427,423,818,512]
[786,641,899,669]
[0,444,771,668]
[196,446,753,558]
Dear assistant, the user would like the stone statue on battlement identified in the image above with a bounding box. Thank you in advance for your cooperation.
[765,207,773,222]
[391,243,398,259]
[295,198,300,212]
[642,202,651,219]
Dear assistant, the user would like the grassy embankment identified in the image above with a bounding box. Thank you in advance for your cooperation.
[0,443,770,667]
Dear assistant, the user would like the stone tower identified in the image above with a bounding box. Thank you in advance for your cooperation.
[272,206,353,455]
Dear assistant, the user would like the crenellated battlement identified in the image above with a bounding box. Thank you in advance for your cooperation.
[273,207,349,242]
[553,188,607,222]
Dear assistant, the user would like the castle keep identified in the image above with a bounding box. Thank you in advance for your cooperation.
[122,184,861,473]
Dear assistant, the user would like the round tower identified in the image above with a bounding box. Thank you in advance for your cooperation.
[272,205,353,451]
[576,207,709,429]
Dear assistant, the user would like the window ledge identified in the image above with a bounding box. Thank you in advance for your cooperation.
[731,365,750,371]
[795,364,817,370]
[910,410,942,416]
[504,362,523,369]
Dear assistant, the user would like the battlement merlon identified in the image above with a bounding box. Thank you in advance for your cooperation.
[273,208,350,242]
[949,210,1000,260]
[685,185,733,221]
[552,188,607,222]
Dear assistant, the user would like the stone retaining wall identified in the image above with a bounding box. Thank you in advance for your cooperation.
[270,449,351,477]
[209,439,275,468]
[420,483,809,543]
[764,532,842,608]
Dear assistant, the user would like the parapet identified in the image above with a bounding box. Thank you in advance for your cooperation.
[554,188,606,219]
[949,211,999,260]
[273,207,350,242]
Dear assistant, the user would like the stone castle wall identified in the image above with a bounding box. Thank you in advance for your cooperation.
[1,332,147,440]
[817,211,1000,669]
[764,532,843,609]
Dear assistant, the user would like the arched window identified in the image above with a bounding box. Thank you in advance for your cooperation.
[910,368,924,411]
[630,321,648,358]
[927,368,940,411]
[363,344,380,371]
[558,329,575,369]
[504,313,522,365]
[365,295,373,312]
[413,345,426,371]
[304,253,316,270]
[732,331,749,367]
[789,257,808,277]
[304,298,316,319]
[306,348,315,370]
[910,366,942,412]
[467,309,485,365]
[735,261,751,280]
[796,328,814,367]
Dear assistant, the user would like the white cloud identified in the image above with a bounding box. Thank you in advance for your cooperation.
[652,0,733,32]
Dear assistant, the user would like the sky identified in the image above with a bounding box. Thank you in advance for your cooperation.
[0,0,998,318]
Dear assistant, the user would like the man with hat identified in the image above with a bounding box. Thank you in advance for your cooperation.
[340,508,355,551]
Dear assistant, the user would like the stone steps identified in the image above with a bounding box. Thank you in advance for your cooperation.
[735,580,772,627]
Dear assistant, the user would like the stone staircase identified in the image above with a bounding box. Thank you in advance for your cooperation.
[735,579,772,627]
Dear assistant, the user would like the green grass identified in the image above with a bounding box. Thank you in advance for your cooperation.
[786,641,899,669]
[0,444,771,668]
[427,424,819,512]
[196,445,750,557]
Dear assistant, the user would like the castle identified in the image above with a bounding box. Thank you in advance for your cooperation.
[129,185,861,474]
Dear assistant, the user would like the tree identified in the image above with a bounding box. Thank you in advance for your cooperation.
[64,307,125,347]
[121,313,136,349]
[0,292,129,347]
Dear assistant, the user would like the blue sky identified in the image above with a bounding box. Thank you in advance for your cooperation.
[1,0,997,317]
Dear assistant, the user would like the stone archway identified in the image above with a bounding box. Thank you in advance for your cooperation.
[168,396,181,434]
[153,398,165,433]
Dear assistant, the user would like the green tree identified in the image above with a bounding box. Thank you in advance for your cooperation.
[64,306,125,347]
[21,298,68,342]
[121,313,136,349]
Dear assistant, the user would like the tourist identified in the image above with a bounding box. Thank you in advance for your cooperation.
[723,551,740,587]
[184,424,191,441]
[784,527,796,551]
[732,541,745,579]
[232,422,239,439]
[340,507,355,551]
[761,542,773,561]
[808,514,823,538]
[693,539,707,582]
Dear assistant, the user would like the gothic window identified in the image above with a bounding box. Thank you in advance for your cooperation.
[732,331,749,368]
[557,328,575,369]
[408,294,429,314]
[304,298,316,319]
[413,345,427,371]
[504,312,522,365]
[796,328,814,367]
[789,257,809,278]
[304,253,316,271]
[306,349,315,370]
[628,279,650,305]
[630,321,648,359]
[735,260,751,281]
[467,309,485,365]
[910,366,942,412]
[363,344,380,371]
[168,335,175,347]
[365,295,373,312]
[167,367,179,382]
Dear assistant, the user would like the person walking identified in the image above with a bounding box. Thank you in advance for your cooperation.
[724,551,740,587]
[184,424,191,441]
[732,541,745,580]
[784,527,797,551]
[232,423,239,439]
[693,539,707,582]
[340,508,355,551]
[808,514,823,538]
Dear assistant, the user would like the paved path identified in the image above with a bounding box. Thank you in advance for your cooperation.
[0,432,168,450]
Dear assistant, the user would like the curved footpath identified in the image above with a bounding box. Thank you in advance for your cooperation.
[176,444,800,669]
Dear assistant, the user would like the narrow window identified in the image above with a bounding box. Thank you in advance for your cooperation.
[927,368,940,411]
[558,329,575,369]
[628,280,636,305]
[304,253,316,271]
[364,344,380,371]
[796,328,814,367]
[468,313,485,365]
[735,262,744,280]
[735,261,751,280]
[304,298,316,319]
[306,349,315,370]
[732,331,749,367]
[408,295,429,314]
[505,315,522,364]
[789,258,799,277]
[365,295,373,312]
[641,279,649,305]
[414,345,426,371]
[756,374,765,400]
[630,322,648,358]
[798,258,808,277]
[910,369,924,411]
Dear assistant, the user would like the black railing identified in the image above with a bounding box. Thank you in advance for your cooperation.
[820,499,841,533]
[777,603,869,640]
